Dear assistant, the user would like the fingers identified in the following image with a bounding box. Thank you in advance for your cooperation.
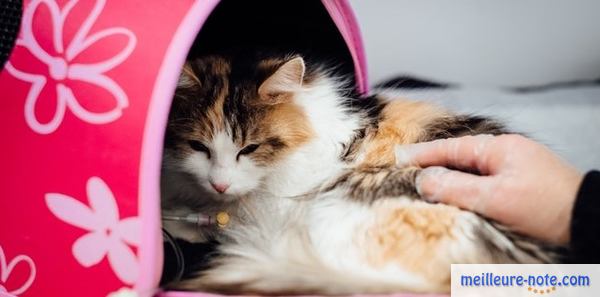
[416,166,494,215]
[395,134,498,174]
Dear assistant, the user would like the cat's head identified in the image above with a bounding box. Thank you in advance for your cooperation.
[164,55,315,199]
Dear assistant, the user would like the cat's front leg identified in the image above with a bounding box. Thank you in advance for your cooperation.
[324,165,422,204]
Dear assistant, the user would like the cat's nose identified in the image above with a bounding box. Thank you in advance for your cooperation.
[211,183,230,194]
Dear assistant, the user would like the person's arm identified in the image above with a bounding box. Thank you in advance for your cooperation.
[569,171,600,263]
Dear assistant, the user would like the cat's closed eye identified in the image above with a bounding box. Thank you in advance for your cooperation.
[189,140,211,158]
[237,144,260,159]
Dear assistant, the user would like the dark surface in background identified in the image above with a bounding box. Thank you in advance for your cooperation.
[0,0,22,69]
[509,78,600,93]
[187,0,356,85]
[374,75,452,89]
[375,75,600,92]
[161,231,220,286]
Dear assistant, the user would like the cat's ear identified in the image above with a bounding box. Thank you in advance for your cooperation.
[258,57,305,105]
[178,62,200,88]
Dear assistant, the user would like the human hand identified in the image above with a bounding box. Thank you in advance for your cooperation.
[395,134,583,244]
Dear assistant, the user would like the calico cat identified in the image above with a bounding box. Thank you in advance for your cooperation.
[161,53,558,294]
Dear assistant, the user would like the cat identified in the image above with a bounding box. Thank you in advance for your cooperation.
[161,53,558,294]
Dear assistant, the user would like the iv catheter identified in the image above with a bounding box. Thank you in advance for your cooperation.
[162,211,230,228]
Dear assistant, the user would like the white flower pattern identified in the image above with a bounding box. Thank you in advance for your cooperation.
[5,0,136,134]
[0,245,36,296]
[45,177,140,285]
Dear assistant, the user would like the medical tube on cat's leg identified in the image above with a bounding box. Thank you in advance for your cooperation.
[162,211,230,228]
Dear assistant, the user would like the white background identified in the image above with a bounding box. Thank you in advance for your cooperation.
[349,0,600,87]
[349,1,600,171]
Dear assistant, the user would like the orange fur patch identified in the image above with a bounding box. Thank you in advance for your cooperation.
[249,101,314,165]
[359,99,448,167]
[265,102,314,147]
[361,199,460,287]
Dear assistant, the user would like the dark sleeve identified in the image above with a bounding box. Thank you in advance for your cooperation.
[569,170,600,263]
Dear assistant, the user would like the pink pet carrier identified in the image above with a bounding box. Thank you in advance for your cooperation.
[0,1,436,297]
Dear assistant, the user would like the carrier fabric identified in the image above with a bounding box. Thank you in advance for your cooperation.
[0,1,373,297]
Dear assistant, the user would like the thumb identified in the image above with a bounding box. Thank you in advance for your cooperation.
[417,166,493,215]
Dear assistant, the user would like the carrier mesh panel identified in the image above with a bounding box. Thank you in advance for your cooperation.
[0,0,22,70]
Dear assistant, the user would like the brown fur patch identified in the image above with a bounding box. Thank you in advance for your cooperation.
[167,55,317,163]
[325,166,420,204]
[362,199,461,286]
[179,62,201,88]
[166,56,314,166]
[167,56,232,150]
[247,101,315,166]
[187,92,227,143]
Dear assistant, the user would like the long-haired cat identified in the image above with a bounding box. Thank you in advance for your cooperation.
[162,53,558,294]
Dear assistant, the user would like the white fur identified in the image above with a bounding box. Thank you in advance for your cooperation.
[260,76,361,197]
[190,192,440,294]
[195,184,547,294]
[167,70,550,293]
[169,74,361,199]
[182,129,269,198]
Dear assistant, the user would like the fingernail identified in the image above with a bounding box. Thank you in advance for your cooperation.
[416,166,449,201]
[475,134,494,139]
[394,145,411,166]
[394,143,428,166]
